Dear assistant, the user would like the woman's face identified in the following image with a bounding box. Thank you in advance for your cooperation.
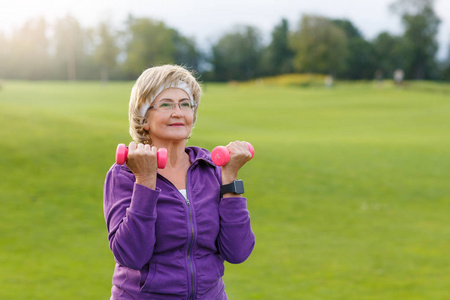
[144,88,195,144]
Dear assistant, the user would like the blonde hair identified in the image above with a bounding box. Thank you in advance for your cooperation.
[128,65,202,144]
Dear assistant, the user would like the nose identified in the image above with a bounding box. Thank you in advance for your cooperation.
[171,103,183,116]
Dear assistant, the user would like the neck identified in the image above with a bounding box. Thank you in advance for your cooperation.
[152,139,189,168]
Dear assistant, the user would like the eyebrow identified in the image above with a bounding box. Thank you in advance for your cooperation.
[158,98,190,102]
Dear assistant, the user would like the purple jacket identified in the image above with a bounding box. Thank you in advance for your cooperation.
[103,146,255,299]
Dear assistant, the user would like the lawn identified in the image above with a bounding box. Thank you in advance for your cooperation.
[0,80,449,299]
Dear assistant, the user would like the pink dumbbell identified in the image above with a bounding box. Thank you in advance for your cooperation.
[115,143,168,169]
[211,143,255,166]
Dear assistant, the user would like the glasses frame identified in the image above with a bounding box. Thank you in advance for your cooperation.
[149,100,196,112]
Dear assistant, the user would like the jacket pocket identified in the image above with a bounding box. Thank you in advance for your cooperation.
[139,261,188,295]
[197,255,225,296]
[140,263,157,292]
[215,257,225,278]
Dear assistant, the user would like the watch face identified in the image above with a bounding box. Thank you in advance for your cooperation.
[221,180,245,195]
[234,180,245,194]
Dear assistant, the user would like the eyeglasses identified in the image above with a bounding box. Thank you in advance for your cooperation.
[149,100,196,112]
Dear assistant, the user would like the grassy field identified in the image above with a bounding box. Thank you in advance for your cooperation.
[0,80,449,299]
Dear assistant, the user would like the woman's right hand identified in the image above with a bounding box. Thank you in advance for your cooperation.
[126,142,158,190]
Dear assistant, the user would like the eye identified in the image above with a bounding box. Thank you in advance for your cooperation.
[180,101,192,109]
[158,102,173,109]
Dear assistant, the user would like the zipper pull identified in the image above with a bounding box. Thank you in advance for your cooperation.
[185,198,190,205]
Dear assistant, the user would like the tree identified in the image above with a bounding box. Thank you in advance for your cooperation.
[0,31,8,78]
[123,17,176,78]
[54,15,87,80]
[332,19,376,79]
[122,16,200,78]
[94,21,120,83]
[265,19,294,75]
[5,18,50,79]
[210,25,263,81]
[173,33,200,71]
[441,38,450,81]
[390,0,441,79]
[373,32,405,78]
[291,15,348,75]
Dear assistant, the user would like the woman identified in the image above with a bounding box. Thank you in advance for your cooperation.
[103,65,255,299]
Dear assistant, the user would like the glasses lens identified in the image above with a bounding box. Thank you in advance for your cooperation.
[180,101,193,110]
[157,102,174,111]
[153,101,194,111]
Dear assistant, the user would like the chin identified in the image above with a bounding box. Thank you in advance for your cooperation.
[164,134,190,142]
[152,129,192,143]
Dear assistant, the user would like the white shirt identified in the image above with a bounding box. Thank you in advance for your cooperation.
[179,189,188,200]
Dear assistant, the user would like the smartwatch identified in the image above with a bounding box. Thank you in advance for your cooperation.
[220,180,245,196]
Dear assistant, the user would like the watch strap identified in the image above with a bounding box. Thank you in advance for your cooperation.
[220,180,244,196]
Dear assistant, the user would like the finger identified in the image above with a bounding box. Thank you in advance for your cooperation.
[229,141,252,161]
[129,141,137,150]
[144,144,155,156]
[237,141,247,152]
[240,141,252,156]
[229,141,247,153]
[227,141,240,150]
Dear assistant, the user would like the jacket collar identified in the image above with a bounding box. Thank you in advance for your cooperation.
[185,146,215,167]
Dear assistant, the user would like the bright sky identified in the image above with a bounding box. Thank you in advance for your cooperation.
[1,0,449,59]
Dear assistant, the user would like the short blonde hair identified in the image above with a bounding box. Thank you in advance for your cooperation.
[129,65,202,144]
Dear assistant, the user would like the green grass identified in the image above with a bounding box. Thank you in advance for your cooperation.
[0,80,449,299]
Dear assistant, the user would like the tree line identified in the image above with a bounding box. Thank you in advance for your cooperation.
[0,0,449,82]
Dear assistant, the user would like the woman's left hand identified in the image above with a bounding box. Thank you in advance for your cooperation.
[221,141,253,185]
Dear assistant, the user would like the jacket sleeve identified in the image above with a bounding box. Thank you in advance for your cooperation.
[217,196,255,264]
[103,165,160,270]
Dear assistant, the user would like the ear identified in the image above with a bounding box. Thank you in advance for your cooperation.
[143,123,150,131]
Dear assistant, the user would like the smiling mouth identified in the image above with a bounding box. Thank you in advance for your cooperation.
[169,123,185,127]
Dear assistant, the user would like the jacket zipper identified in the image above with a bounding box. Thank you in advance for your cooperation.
[185,197,195,300]
[157,167,196,299]
[185,168,196,300]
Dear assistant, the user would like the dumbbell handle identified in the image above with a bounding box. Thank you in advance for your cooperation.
[211,143,255,166]
[115,144,168,169]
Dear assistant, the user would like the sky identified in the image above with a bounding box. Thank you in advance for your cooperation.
[1,0,449,59]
